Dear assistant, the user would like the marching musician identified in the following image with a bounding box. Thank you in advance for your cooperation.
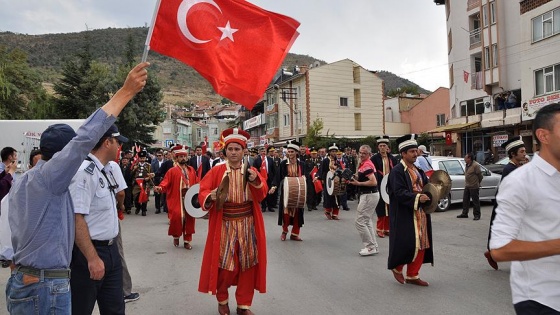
[131,150,154,216]
[371,135,398,238]
[271,140,305,241]
[318,143,342,220]
[388,134,433,287]
[336,150,350,211]
[154,145,197,249]
[304,147,322,211]
[198,128,268,315]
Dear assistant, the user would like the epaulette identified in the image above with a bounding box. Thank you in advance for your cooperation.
[84,161,96,175]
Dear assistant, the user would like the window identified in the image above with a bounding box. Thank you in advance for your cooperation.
[492,44,498,67]
[283,114,290,126]
[532,7,560,42]
[489,1,496,24]
[212,127,218,135]
[354,113,362,131]
[436,114,445,127]
[339,97,348,107]
[482,5,488,27]
[439,160,464,176]
[197,129,202,138]
[460,98,485,116]
[353,66,360,84]
[163,127,171,134]
[484,46,490,70]
[354,89,361,108]
[535,63,560,96]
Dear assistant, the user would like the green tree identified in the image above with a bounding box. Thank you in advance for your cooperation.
[113,32,164,147]
[303,118,324,147]
[387,85,420,98]
[53,36,112,119]
[0,46,53,119]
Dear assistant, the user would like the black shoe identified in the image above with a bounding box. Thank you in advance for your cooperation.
[142,211,146,216]
[124,292,140,303]
[312,207,318,210]
[261,208,267,213]
[457,214,468,218]
[268,208,275,212]
[473,217,481,221]
[163,209,168,213]
[135,209,140,215]
[155,210,161,214]
[125,209,131,214]
[343,207,350,211]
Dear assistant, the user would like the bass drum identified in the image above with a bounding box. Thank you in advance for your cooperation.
[380,174,390,204]
[283,176,307,209]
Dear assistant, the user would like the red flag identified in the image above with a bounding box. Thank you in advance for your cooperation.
[137,179,149,203]
[445,132,453,145]
[310,166,323,193]
[463,70,469,83]
[148,0,300,109]
[202,136,208,154]
[259,157,268,181]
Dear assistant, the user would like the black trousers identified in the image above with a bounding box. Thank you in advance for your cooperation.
[462,188,481,217]
[124,187,133,211]
[71,242,125,315]
[514,300,560,314]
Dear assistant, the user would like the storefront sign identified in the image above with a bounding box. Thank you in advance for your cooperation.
[522,92,560,121]
[492,135,508,147]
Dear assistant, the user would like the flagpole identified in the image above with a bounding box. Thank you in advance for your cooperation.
[142,0,163,62]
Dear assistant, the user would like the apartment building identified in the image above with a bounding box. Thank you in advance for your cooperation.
[264,59,384,145]
[436,0,560,160]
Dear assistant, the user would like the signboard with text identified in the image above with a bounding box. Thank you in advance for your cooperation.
[522,92,560,121]
[493,135,508,147]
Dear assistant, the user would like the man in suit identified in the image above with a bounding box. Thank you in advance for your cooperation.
[212,150,226,167]
[189,145,211,181]
[151,150,165,214]
[253,147,276,212]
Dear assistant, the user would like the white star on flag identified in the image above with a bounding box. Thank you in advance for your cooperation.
[218,21,238,42]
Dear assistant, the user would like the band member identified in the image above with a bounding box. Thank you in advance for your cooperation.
[253,147,276,212]
[131,150,154,216]
[388,134,433,287]
[155,145,197,249]
[318,143,342,220]
[198,128,268,315]
[484,136,526,270]
[271,140,305,241]
[349,145,380,256]
[371,135,398,238]
[336,151,350,211]
[304,148,322,211]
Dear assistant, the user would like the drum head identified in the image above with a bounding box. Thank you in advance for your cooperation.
[326,170,335,195]
[380,174,390,204]
[184,184,206,218]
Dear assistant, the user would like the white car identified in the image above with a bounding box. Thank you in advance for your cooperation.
[430,156,501,212]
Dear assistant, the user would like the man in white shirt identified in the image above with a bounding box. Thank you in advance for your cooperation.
[490,103,560,314]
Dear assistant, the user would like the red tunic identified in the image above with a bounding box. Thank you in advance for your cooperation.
[159,165,197,238]
[197,163,268,295]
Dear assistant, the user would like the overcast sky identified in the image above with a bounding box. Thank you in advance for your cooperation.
[0,0,449,92]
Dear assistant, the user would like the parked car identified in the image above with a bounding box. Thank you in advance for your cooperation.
[430,156,501,211]
[485,154,533,174]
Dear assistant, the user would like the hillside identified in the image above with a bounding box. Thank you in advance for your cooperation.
[0,27,430,104]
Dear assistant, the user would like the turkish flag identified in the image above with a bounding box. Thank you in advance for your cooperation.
[445,132,452,145]
[202,136,208,154]
[149,0,300,109]
[463,70,469,83]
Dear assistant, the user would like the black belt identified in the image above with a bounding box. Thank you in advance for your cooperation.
[360,187,379,194]
[16,265,71,279]
[91,239,114,246]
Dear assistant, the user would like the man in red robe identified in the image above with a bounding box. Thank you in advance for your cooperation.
[198,128,268,315]
[155,145,197,249]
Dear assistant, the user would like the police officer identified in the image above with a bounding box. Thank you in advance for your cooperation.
[69,124,128,315]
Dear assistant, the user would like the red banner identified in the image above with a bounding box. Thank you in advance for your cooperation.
[445,132,453,145]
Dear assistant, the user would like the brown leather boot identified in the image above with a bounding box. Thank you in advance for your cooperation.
[236,308,254,315]
[218,303,230,315]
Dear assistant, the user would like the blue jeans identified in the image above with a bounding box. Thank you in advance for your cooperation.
[5,270,71,315]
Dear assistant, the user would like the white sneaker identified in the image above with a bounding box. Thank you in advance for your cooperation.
[359,246,379,256]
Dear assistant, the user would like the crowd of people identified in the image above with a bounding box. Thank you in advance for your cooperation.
[0,60,559,313]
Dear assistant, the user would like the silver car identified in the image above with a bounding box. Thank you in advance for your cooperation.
[430,156,501,211]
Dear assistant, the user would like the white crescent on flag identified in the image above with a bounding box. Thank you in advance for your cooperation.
[177,0,238,44]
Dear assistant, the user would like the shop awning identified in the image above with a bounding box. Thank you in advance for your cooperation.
[426,122,480,133]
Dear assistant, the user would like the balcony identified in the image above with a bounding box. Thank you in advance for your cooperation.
[467,0,480,11]
[470,28,481,46]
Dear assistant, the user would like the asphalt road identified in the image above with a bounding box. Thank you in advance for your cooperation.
[1,199,515,315]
